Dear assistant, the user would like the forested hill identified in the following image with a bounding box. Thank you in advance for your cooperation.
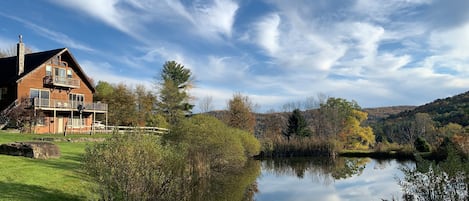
[384,90,469,126]
[363,106,416,124]
[207,105,414,137]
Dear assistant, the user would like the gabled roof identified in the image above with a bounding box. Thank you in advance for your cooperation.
[0,48,95,93]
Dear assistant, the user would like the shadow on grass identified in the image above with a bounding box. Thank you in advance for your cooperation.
[31,155,83,172]
[0,181,84,201]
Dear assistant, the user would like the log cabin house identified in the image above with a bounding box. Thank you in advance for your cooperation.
[0,36,107,134]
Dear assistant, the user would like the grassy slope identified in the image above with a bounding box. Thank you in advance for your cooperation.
[0,133,102,201]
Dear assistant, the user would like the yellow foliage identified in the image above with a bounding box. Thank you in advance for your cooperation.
[338,110,375,150]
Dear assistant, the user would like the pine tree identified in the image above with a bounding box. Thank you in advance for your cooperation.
[284,109,310,141]
[156,61,194,125]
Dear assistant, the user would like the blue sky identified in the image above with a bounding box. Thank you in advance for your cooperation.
[1,0,469,112]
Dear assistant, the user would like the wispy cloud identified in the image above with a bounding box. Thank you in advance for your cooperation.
[49,0,239,42]
[0,12,95,52]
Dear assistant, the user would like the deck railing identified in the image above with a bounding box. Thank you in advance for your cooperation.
[32,98,107,112]
[43,76,80,88]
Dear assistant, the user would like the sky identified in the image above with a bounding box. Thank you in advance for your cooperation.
[1,0,469,112]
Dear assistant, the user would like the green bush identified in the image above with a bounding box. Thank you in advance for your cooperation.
[83,133,189,201]
[414,137,431,152]
[165,115,261,173]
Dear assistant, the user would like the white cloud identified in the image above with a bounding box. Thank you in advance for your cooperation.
[192,0,239,38]
[49,0,239,42]
[255,13,280,55]
[80,60,153,89]
[48,0,143,40]
[0,13,94,52]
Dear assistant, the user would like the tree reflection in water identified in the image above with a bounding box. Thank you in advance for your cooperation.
[261,157,370,184]
[190,160,261,201]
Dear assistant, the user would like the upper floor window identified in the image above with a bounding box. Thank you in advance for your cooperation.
[69,93,84,105]
[30,89,50,107]
[67,69,72,78]
[55,67,66,78]
[46,65,52,76]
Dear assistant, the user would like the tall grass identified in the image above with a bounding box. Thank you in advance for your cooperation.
[259,136,336,158]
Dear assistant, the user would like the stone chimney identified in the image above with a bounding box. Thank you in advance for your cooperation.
[17,35,25,75]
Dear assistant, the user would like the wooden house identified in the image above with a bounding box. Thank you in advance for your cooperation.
[0,36,107,134]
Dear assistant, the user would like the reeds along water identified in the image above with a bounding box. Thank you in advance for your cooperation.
[258,136,336,158]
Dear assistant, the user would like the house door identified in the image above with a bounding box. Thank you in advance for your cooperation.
[57,117,64,133]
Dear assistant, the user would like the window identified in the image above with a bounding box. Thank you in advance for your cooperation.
[46,65,52,76]
[69,93,84,108]
[67,116,85,128]
[55,67,66,78]
[36,116,47,126]
[67,69,72,78]
[30,89,50,107]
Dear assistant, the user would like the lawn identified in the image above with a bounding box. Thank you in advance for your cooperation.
[0,132,106,201]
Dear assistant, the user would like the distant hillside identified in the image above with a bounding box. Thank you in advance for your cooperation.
[364,106,416,124]
[385,91,469,126]
[206,105,414,137]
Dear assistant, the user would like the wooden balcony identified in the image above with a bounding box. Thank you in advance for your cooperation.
[43,76,80,88]
[32,98,107,112]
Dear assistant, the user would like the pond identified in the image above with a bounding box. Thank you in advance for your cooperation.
[254,157,414,201]
[191,157,414,201]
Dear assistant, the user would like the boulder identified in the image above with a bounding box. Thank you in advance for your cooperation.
[0,141,61,159]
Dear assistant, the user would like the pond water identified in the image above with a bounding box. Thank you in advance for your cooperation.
[254,157,414,201]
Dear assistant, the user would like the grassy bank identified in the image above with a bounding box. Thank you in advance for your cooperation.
[0,132,102,201]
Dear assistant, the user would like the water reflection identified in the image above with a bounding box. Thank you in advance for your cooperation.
[255,157,413,201]
[191,160,261,201]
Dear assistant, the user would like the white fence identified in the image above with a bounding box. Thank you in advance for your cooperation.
[65,125,169,135]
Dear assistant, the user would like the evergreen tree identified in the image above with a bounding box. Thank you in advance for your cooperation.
[284,109,310,141]
[157,61,194,125]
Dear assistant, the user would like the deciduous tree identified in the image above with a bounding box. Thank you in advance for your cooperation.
[226,93,256,134]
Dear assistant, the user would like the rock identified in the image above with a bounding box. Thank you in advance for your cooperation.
[0,141,61,159]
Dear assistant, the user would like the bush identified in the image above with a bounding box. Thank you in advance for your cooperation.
[165,115,261,174]
[414,137,431,152]
[83,133,189,201]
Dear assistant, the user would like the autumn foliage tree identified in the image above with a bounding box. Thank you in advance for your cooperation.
[226,93,256,134]
[338,109,375,150]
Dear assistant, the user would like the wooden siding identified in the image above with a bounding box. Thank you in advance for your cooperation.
[16,59,93,103]
[15,54,97,134]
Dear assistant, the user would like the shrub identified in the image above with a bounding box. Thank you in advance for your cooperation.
[165,115,261,174]
[414,137,431,152]
[83,133,189,201]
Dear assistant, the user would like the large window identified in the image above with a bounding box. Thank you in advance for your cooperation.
[30,89,50,107]
[69,93,84,108]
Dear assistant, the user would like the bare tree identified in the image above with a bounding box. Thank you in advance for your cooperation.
[0,45,34,58]
[198,96,214,113]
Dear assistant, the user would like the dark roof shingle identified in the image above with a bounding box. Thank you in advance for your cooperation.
[0,48,65,85]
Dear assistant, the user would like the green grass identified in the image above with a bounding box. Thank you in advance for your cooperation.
[0,132,102,201]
